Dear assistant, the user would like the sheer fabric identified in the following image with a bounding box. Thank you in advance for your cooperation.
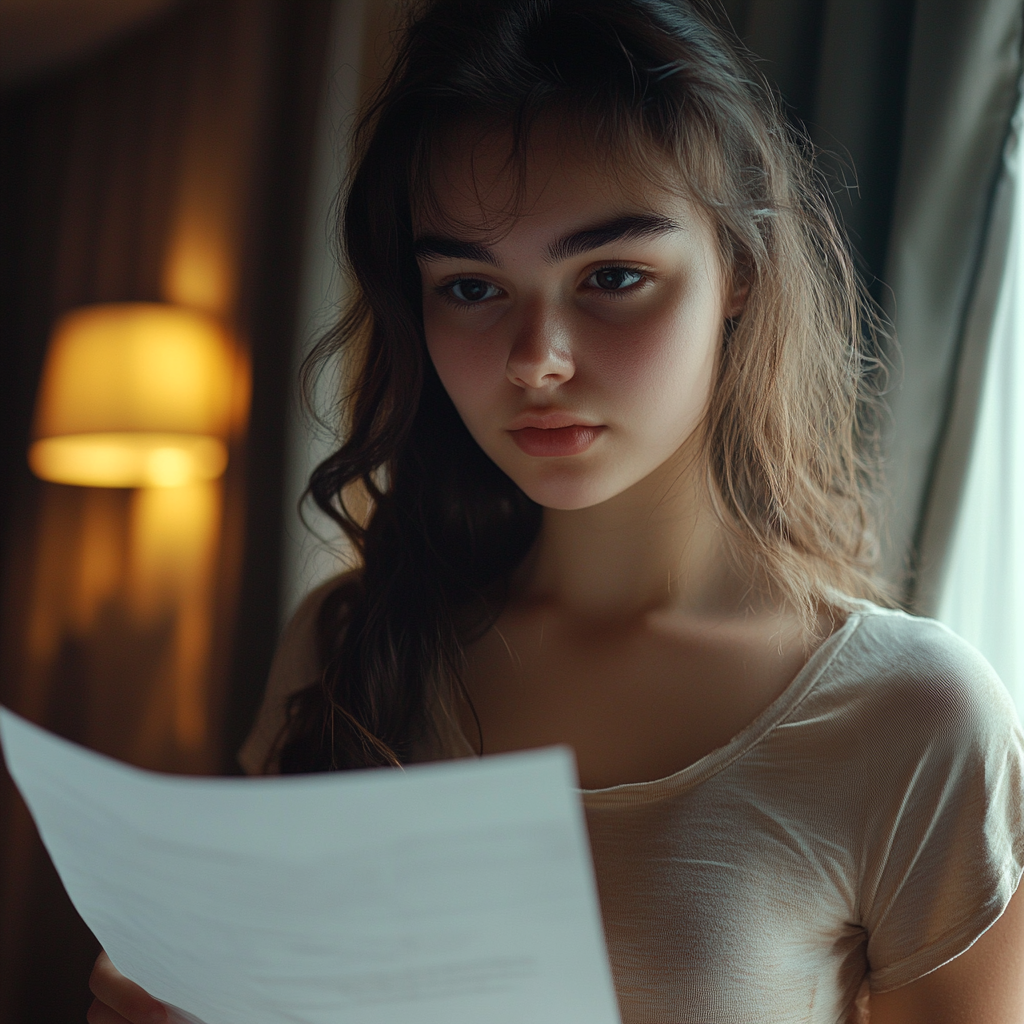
[939,101,1024,719]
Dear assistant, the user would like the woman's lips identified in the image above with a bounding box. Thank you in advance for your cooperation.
[509,424,604,457]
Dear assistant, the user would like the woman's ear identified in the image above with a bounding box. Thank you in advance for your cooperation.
[724,260,751,319]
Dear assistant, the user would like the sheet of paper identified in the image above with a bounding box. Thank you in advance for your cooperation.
[0,707,621,1024]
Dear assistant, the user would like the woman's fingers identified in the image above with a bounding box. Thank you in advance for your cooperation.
[86,997,135,1024]
[88,950,167,1024]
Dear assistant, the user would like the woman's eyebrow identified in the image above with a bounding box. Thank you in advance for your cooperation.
[412,237,499,265]
[545,213,682,263]
[411,212,681,267]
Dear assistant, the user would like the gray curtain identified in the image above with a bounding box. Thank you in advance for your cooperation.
[884,0,1023,609]
[718,0,1023,606]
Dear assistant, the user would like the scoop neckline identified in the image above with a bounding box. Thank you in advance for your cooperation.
[579,601,872,808]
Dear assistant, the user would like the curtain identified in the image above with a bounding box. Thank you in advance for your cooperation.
[877,0,1023,601]
[280,0,368,624]
[937,101,1024,715]
[280,0,420,624]
[718,0,916,298]
[0,3,329,1020]
[715,0,1023,602]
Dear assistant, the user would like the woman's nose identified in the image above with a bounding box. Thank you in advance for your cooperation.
[505,302,575,389]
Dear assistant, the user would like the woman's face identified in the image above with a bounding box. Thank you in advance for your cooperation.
[416,128,741,511]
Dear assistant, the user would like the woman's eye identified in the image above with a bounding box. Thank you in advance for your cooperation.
[447,278,500,303]
[586,267,646,292]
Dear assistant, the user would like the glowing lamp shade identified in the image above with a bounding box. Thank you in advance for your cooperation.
[29,303,236,488]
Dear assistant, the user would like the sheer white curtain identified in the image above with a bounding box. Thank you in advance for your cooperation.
[938,103,1024,719]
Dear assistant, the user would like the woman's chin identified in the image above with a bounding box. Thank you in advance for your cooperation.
[506,466,629,511]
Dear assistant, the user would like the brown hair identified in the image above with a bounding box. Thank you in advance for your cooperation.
[275,0,890,773]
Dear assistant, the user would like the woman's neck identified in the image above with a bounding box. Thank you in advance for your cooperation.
[516,448,753,621]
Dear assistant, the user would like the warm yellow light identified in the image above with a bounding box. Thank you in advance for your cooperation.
[29,434,228,489]
[29,303,237,488]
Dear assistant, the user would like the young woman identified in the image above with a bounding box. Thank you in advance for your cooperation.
[89,0,1024,1021]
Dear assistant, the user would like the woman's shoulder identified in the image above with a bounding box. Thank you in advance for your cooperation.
[816,601,1021,750]
[236,571,357,774]
[817,606,1024,990]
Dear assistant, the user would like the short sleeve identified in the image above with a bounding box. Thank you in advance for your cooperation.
[859,619,1024,993]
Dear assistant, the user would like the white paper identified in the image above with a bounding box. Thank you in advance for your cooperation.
[0,707,621,1024]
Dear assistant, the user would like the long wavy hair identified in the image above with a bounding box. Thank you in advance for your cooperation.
[275,0,890,774]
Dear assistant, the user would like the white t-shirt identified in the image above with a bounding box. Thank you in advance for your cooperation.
[243,598,1024,1023]
[576,603,1024,1023]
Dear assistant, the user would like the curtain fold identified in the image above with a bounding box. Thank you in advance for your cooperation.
[937,101,1024,712]
[878,0,1023,602]
[729,0,1023,603]
[919,106,1021,616]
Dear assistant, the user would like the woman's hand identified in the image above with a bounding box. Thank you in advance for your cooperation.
[87,950,167,1024]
